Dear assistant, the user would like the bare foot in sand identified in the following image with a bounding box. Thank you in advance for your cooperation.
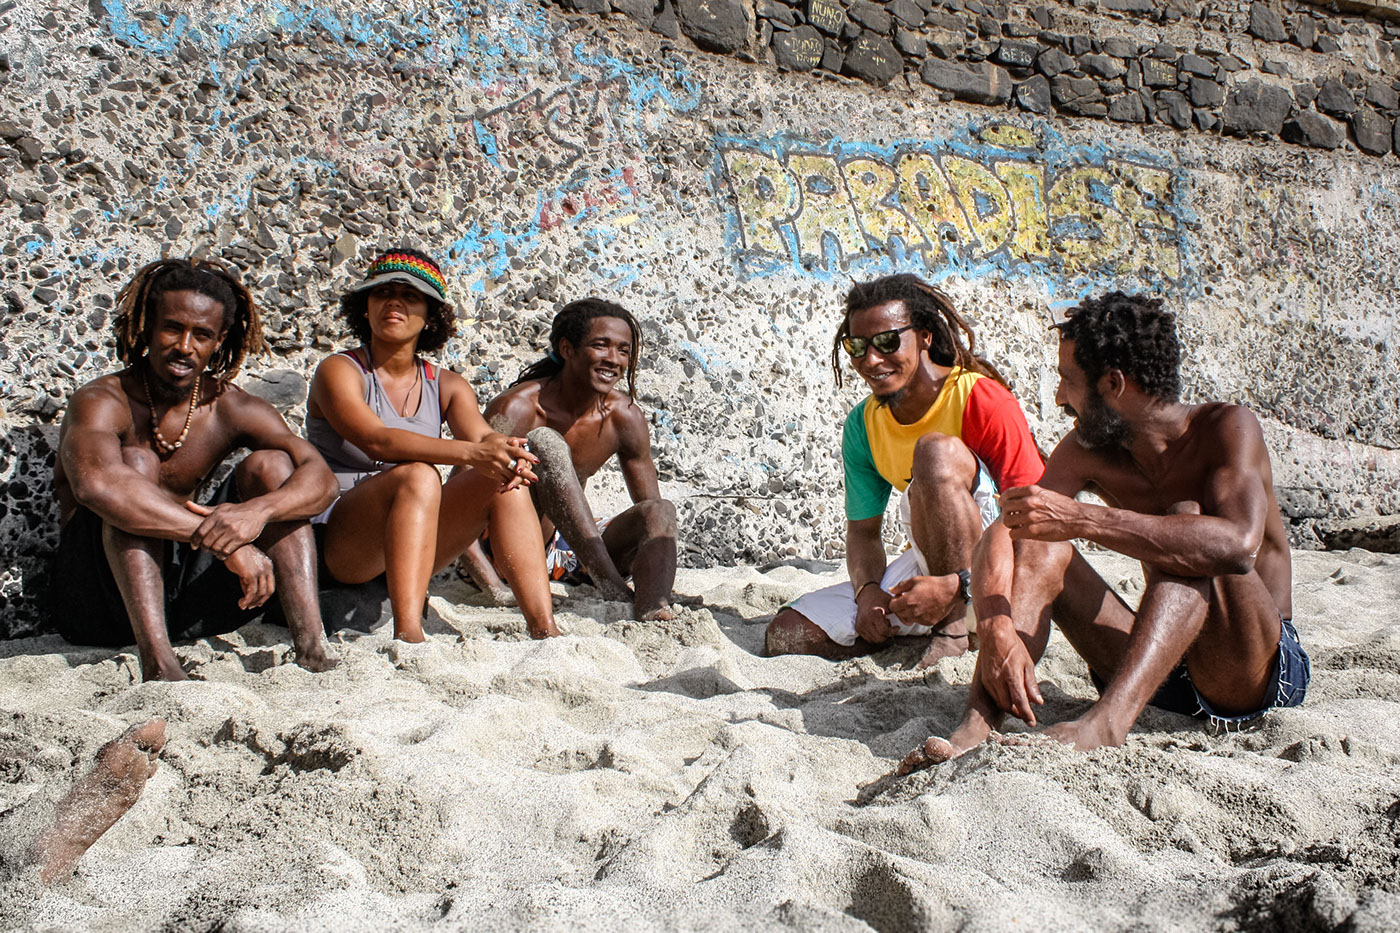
[897,680,1002,775]
[32,719,166,884]
[529,619,563,639]
[139,650,189,683]
[999,712,1125,753]
[639,604,675,622]
[915,624,970,669]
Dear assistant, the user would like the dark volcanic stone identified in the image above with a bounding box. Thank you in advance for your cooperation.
[16,137,41,163]
[1315,78,1357,117]
[1293,82,1319,109]
[757,1,796,27]
[894,27,922,56]
[1188,77,1223,108]
[1081,54,1126,79]
[1015,74,1052,113]
[1052,75,1107,117]
[1036,47,1075,78]
[1249,5,1288,43]
[848,0,892,33]
[1282,111,1344,149]
[611,0,656,25]
[773,24,824,71]
[1108,92,1147,122]
[995,40,1038,68]
[843,33,902,85]
[1223,80,1293,137]
[1102,37,1137,59]
[1291,17,1317,50]
[819,41,843,72]
[1178,53,1213,77]
[562,0,608,13]
[807,0,844,36]
[1314,35,1339,54]
[1101,0,1157,14]
[1395,115,1400,158]
[887,0,923,28]
[243,369,309,411]
[1140,58,1176,87]
[921,58,1013,104]
[1350,108,1392,155]
[1365,83,1399,112]
[652,0,680,38]
[1155,90,1191,128]
[676,0,750,53]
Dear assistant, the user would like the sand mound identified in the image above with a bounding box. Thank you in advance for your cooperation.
[2,549,1398,930]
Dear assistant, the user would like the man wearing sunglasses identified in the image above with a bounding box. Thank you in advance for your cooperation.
[900,293,1306,768]
[765,275,1043,667]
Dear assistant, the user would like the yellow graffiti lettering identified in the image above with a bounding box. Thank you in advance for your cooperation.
[943,155,1013,257]
[841,157,929,254]
[1046,165,1128,274]
[895,151,972,262]
[722,149,799,255]
[995,160,1050,261]
[786,153,866,264]
[1113,163,1181,280]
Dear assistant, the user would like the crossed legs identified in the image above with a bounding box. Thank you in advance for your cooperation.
[102,449,336,681]
[764,433,982,660]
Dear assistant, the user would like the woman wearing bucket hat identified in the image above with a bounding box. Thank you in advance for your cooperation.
[306,248,560,641]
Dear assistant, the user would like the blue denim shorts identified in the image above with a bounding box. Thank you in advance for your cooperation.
[1093,616,1310,733]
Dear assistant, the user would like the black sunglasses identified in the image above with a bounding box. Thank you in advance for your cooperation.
[843,325,915,358]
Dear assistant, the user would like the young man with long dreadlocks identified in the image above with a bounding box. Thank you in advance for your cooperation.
[455,298,678,621]
[51,258,341,681]
[764,274,1043,667]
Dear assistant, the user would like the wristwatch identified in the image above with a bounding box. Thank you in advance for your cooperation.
[956,568,972,604]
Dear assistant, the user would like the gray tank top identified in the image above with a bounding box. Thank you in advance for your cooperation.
[306,348,444,491]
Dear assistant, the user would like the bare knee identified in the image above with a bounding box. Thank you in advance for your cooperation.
[635,498,677,535]
[910,433,976,490]
[388,461,444,506]
[236,450,294,497]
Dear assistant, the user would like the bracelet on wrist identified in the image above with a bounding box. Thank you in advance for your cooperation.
[854,580,881,601]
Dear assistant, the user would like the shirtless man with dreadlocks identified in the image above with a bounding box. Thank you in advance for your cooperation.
[51,258,340,681]
[764,275,1044,667]
[456,298,677,621]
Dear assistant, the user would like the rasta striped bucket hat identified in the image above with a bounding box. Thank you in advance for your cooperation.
[346,249,449,305]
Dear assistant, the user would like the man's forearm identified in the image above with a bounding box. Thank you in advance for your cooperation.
[1076,505,1256,577]
[77,475,203,542]
[845,534,887,592]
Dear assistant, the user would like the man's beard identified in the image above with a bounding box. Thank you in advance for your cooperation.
[873,385,907,407]
[1070,391,1132,449]
[144,356,197,403]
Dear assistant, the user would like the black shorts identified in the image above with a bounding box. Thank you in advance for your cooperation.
[49,472,280,647]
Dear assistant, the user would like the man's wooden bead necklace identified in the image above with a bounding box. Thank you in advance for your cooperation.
[143,370,199,454]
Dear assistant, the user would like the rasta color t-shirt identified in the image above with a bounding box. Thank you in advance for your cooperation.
[841,367,1044,521]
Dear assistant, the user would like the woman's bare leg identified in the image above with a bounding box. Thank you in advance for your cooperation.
[322,462,444,642]
[436,469,559,638]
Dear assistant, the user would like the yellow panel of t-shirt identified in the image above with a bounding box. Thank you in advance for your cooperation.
[862,367,981,493]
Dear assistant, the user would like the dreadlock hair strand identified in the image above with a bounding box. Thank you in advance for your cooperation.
[514,298,642,399]
[831,274,1011,391]
[111,257,264,386]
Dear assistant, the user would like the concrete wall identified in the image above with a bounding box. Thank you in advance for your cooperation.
[1,0,1398,636]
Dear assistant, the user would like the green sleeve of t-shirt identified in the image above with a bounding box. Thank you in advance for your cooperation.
[842,399,890,521]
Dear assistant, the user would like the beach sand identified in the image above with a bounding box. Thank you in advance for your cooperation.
[2,548,1398,931]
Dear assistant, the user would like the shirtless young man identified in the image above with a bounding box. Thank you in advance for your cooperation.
[456,299,677,621]
[51,258,340,681]
[902,292,1309,770]
[764,275,1043,667]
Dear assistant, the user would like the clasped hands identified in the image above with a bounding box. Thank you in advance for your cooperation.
[184,500,274,609]
[853,573,964,645]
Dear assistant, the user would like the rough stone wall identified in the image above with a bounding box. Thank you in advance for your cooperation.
[1,0,1398,636]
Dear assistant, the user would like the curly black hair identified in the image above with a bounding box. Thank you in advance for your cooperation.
[832,274,1010,390]
[1053,292,1180,401]
[513,298,641,399]
[112,257,264,385]
[339,248,456,353]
